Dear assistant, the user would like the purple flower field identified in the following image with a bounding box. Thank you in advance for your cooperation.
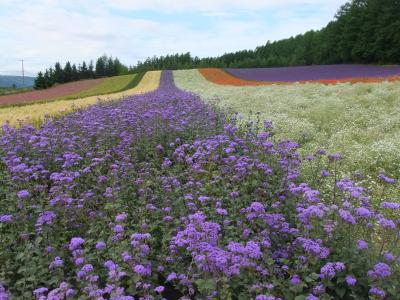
[0,71,399,299]
[225,64,400,82]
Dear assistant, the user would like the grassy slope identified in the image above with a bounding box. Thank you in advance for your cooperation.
[0,87,32,96]
[174,69,400,197]
[62,73,144,99]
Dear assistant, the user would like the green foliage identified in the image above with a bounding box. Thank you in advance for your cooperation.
[34,55,129,90]
[0,87,32,96]
[33,72,46,89]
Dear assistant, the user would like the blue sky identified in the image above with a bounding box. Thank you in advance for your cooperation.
[0,0,347,76]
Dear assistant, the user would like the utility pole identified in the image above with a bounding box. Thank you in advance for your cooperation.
[18,59,25,87]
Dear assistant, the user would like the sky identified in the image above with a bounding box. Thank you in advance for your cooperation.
[0,0,347,76]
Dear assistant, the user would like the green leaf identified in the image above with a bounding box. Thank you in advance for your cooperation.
[195,278,216,294]
[335,288,346,298]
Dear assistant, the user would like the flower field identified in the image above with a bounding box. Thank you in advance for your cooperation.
[199,66,400,86]
[174,69,400,195]
[0,74,147,107]
[0,78,107,106]
[0,69,399,299]
[0,71,160,127]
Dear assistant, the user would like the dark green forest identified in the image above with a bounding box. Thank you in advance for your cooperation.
[34,55,129,89]
[130,0,400,72]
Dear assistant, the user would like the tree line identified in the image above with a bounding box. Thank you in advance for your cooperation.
[34,55,130,89]
[130,0,400,72]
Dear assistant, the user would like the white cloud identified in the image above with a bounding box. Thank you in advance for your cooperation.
[0,0,348,76]
[106,0,345,13]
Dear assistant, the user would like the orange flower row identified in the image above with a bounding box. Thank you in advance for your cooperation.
[198,68,400,86]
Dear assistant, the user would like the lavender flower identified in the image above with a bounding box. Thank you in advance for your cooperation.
[378,173,397,184]
[369,287,386,299]
[17,190,30,199]
[0,215,13,223]
[290,275,301,285]
[154,286,165,293]
[69,237,85,251]
[357,240,368,250]
[345,275,357,286]
[367,262,391,278]
[95,241,106,250]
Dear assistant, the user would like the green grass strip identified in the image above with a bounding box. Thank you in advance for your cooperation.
[0,87,32,96]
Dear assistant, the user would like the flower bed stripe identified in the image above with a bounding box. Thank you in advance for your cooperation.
[199,68,400,86]
[0,71,161,127]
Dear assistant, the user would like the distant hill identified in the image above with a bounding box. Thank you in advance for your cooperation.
[0,75,35,88]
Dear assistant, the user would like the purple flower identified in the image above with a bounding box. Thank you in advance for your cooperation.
[369,287,386,299]
[81,264,94,274]
[290,275,301,285]
[383,252,395,262]
[134,264,151,276]
[320,170,330,177]
[166,272,177,281]
[378,217,396,229]
[357,240,368,250]
[355,207,373,218]
[122,251,132,262]
[378,173,397,184]
[345,275,357,286]
[320,262,345,279]
[69,237,85,251]
[36,211,56,228]
[49,256,64,269]
[339,209,356,225]
[75,257,84,266]
[95,241,106,250]
[104,260,116,270]
[313,284,325,295]
[33,287,48,295]
[367,262,391,278]
[198,196,210,203]
[328,153,342,161]
[216,208,228,216]
[154,286,165,293]
[381,202,400,210]
[17,190,30,199]
[114,224,124,233]
[115,213,127,222]
[0,215,13,223]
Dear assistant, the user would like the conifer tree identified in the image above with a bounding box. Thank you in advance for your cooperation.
[54,62,64,83]
[88,60,95,78]
[63,62,73,83]
[71,64,79,81]
[34,72,45,89]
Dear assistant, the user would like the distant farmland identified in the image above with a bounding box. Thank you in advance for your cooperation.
[0,75,35,88]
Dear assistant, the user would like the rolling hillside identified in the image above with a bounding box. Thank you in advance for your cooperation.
[0,75,35,88]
